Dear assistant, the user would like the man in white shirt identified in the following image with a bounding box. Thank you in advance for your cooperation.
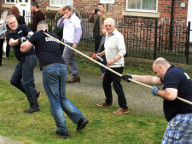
[57,6,82,83]
[97,18,129,114]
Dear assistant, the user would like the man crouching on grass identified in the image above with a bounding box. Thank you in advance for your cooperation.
[20,20,88,139]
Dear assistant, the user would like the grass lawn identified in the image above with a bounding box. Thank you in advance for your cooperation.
[0,80,166,144]
[0,56,169,144]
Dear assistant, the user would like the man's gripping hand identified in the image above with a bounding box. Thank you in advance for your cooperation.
[151,86,159,96]
[121,74,132,83]
[18,37,27,44]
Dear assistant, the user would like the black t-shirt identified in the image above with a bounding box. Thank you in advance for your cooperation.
[29,31,64,68]
[6,24,36,61]
[162,65,192,121]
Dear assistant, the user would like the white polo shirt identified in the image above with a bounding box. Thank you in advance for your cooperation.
[61,13,81,43]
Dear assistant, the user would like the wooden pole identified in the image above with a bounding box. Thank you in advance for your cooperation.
[43,32,192,105]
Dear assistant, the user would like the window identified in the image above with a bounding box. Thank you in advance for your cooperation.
[126,0,158,13]
[50,0,73,7]
[5,0,15,4]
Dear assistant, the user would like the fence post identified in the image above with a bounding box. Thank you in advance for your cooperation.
[154,18,158,60]
[185,21,191,64]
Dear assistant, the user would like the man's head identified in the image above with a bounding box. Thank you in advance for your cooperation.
[37,20,48,31]
[63,6,72,18]
[58,6,64,15]
[98,3,105,12]
[153,57,171,80]
[6,15,18,32]
[104,18,115,34]
[31,1,39,12]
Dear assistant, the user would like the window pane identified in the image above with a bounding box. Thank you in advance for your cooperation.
[127,0,141,9]
[50,0,73,6]
[61,0,67,5]
[142,0,156,10]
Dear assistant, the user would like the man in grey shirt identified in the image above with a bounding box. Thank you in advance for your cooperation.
[97,18,128,114]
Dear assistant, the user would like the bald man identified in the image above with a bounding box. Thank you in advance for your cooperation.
[122,57,192,143]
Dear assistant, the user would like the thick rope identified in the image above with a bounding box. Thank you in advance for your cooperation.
[43,32,192,105]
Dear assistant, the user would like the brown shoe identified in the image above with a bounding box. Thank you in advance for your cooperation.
[97,102,112,108]
[68,75,80,83]
[113,108,129,115]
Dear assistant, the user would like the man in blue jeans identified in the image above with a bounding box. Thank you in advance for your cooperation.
[6,15,40,113]
[20,20,89,139]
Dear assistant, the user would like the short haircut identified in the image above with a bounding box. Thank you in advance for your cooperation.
[154,57,170,67]
[104,18,115,26]
[6,14,16,23]
[63,6,72,11]
[37,20,48,30]
[31,1,39,8]
[98,3,104,6]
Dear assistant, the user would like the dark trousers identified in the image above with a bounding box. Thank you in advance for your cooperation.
[10,55,39,109]
[94,36,102,53]
[0,39,3,65]
[103,67,128,109]
[6,42,10,57]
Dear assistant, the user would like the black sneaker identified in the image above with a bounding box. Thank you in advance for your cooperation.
[77,117,89,131]
[23,108,39,113]
[36,92,41,99]
[55,131,69,139]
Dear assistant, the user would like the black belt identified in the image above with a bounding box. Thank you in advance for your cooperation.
[42,63,64,70]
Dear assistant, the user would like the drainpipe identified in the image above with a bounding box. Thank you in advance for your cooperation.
[169,0,174,50]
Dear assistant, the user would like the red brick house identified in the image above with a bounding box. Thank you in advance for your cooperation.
[0,0,191,25]
[0,0,192,63]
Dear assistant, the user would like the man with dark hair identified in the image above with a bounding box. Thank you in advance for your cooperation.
[6,15,40,113]
[89,3,110,52]
[20,20,89,139]
[31,1,45,32]
[57,6,82,83]
[122,57,192,143]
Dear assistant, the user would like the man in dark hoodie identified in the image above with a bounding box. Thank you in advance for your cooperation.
[31,1,45,32]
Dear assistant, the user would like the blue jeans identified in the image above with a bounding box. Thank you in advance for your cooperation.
[42,64,83,132]
[10,55,39,109]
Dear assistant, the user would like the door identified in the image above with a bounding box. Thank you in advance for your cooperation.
[15,0,31,24]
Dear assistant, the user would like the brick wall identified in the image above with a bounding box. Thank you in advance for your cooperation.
[0,0,189,25]
[158,0,188,25]
[73,0,188,25]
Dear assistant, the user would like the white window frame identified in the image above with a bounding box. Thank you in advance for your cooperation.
[5,0,16,4]
[49,0,73,7]
[126,0,158,13]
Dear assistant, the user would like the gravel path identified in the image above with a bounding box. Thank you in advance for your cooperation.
[0,58,164,143]
[0,58,164,114]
